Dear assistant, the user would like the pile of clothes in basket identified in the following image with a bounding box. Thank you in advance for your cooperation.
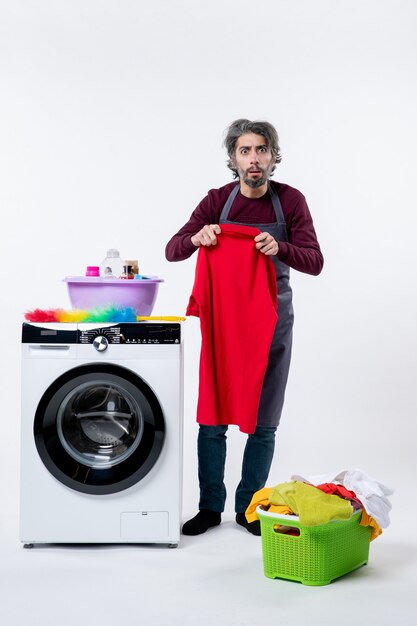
[246,468,393,540]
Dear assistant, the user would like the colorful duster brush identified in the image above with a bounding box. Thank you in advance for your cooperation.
[25,306,138,323]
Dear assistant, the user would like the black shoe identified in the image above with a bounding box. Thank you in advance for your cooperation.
[182,510,222,536]
[235,513,261,536]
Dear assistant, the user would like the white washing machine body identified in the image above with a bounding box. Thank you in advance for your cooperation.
[20,322,183,546]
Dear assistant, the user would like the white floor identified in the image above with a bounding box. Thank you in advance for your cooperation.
[1,502,416,626]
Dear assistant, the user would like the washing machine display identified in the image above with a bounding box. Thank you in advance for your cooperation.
[20,322,183,546]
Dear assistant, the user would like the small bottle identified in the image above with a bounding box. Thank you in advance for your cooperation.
[120,264,134,279]
[86,266,100,277]
[100,249,124,279]
[125,259,139,276]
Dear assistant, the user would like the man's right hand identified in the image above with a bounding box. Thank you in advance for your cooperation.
[191,224,222,247]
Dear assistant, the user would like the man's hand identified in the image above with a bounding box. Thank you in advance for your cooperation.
[254,232,279,256]
[191,224,222,247]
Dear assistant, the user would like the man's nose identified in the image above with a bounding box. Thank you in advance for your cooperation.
[249,149,259,163]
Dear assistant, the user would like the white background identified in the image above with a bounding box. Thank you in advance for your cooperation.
[1,1,416,624]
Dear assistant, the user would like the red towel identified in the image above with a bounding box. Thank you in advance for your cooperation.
[186,223,278,434]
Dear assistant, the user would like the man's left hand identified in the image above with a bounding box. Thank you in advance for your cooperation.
[254,232,279,256]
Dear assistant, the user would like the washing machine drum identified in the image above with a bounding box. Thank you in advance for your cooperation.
[34,364,165,494]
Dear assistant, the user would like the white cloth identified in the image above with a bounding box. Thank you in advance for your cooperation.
[291,469,393,528]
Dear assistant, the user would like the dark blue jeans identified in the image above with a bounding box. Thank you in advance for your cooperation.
[197,424,277,514]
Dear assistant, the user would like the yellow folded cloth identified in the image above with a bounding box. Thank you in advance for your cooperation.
[270,481,353,526]
[245,487,272,523]
[245,487,292,523]
[268,504,293,516]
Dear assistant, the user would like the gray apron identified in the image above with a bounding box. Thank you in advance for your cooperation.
[219,183,294,427]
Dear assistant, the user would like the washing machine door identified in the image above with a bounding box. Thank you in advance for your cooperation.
[34,364,165,494]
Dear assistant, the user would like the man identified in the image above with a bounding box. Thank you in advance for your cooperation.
[165,119,323,536]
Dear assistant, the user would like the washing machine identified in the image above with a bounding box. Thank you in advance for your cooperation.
[20,321,183,547]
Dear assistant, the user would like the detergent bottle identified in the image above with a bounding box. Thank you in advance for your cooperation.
[100,249,124,278]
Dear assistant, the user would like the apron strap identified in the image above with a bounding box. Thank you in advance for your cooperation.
[219,183,240,221]
[268,183,285,224]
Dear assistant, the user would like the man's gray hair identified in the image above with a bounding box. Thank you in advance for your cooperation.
[224,118,282,178]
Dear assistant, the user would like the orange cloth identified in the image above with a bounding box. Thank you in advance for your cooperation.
[360,510,382,541]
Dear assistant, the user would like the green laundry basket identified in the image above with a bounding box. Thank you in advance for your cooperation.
[257,507,371,586]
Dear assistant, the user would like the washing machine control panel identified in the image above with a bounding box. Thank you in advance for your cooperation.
[79,326,122,345]
[22,323,181,345]
[78,323,181,345]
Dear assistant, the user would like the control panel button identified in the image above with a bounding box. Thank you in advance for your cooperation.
[93,336,109,352]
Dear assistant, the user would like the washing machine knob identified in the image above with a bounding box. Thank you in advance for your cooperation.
[93,336,109,352]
